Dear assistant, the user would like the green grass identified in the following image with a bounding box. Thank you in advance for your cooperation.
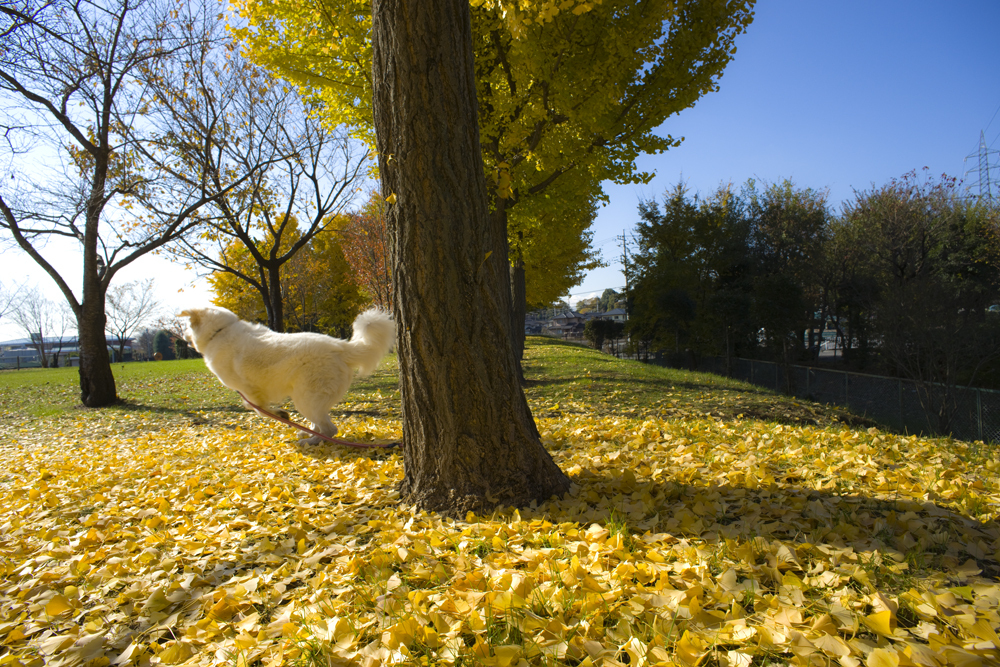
[0,337,860,432]
[521,337,861,428]
[0,358,233,419]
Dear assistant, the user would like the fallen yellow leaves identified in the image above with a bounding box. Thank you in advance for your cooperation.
[0,398,998,665]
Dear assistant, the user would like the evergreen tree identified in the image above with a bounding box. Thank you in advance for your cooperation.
[153,331,175,360]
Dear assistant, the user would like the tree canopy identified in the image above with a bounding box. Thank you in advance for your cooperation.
[627,179,831,363]
[232,0,755,310]
[233,0,753,191]
[628,171,1000,431]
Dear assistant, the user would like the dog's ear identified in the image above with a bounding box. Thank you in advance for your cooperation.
[179,309,201,328]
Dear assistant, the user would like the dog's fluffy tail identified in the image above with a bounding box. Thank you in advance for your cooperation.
[346,308,396,377]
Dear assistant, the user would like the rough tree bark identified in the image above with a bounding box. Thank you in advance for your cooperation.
[510,257,527,362]
[78,295,116,405]
[371,0,571,515]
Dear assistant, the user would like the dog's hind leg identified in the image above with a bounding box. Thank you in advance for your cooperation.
[299,413,337,446]
[293,395,339,446]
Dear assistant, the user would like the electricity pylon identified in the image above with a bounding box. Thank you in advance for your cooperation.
[965,130,1000,203]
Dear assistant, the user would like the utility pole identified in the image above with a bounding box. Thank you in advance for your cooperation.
[618,231,630,320]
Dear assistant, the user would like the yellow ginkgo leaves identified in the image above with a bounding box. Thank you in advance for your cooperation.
[0,342,999,666]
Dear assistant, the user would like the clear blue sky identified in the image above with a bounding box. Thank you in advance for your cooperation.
[3,1,1000,339]
[574,0,1000,302]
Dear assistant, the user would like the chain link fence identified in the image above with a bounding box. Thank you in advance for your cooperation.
[669,356,1000,443]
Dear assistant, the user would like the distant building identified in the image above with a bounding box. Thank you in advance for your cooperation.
[542,310,585,339]
[524,315,546,335]
[600,308,627,323]
[0,335,134,368]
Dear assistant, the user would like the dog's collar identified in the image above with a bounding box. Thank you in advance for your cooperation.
[204,323,230,345]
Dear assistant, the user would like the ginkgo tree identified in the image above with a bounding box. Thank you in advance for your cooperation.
[233,0,755,348]
[231,0,754,513]
[508,174,604,360]
[363,0,581,513]
[472,0,754,348]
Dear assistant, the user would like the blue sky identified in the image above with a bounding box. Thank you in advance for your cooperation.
[575,0,1000,301]
[3,0,1000,339]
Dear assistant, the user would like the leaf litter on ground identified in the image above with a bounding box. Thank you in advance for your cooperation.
[0,338,998,666]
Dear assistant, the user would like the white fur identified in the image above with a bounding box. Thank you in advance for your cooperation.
[179,306,395,445]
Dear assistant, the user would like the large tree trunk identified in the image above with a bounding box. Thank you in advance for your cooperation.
[371,0,570,516]
[78,273,117,407]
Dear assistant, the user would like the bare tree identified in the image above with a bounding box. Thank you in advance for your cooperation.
[150,314,187,341]
[105,279,159,361]
[151,45,370,332]
[0,0,272,406]
[9,286,72,368]
[0,280,20,323]
[134,328,157,361]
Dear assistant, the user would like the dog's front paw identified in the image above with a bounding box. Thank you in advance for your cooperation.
[298,435,324,446]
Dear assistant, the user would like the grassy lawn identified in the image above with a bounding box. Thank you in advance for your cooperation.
[0,337,997,666]
[0,337,858,430]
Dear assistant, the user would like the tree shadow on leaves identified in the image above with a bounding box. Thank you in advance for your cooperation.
[518,467,1000,587]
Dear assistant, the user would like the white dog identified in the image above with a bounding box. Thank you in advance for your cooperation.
[179,306,395,445]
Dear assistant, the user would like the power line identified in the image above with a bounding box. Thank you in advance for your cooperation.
[984,100,1000,137]
[590,236,620,249]
[990,125,1000,150]
[563,286,626,298]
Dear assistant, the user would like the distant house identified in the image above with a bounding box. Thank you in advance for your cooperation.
[524,316,546,335]
[542,310,585,338]
[600,308,627,323]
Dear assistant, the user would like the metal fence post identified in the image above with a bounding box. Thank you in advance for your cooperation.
[899,379,903,431]
[978,389,983,441]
